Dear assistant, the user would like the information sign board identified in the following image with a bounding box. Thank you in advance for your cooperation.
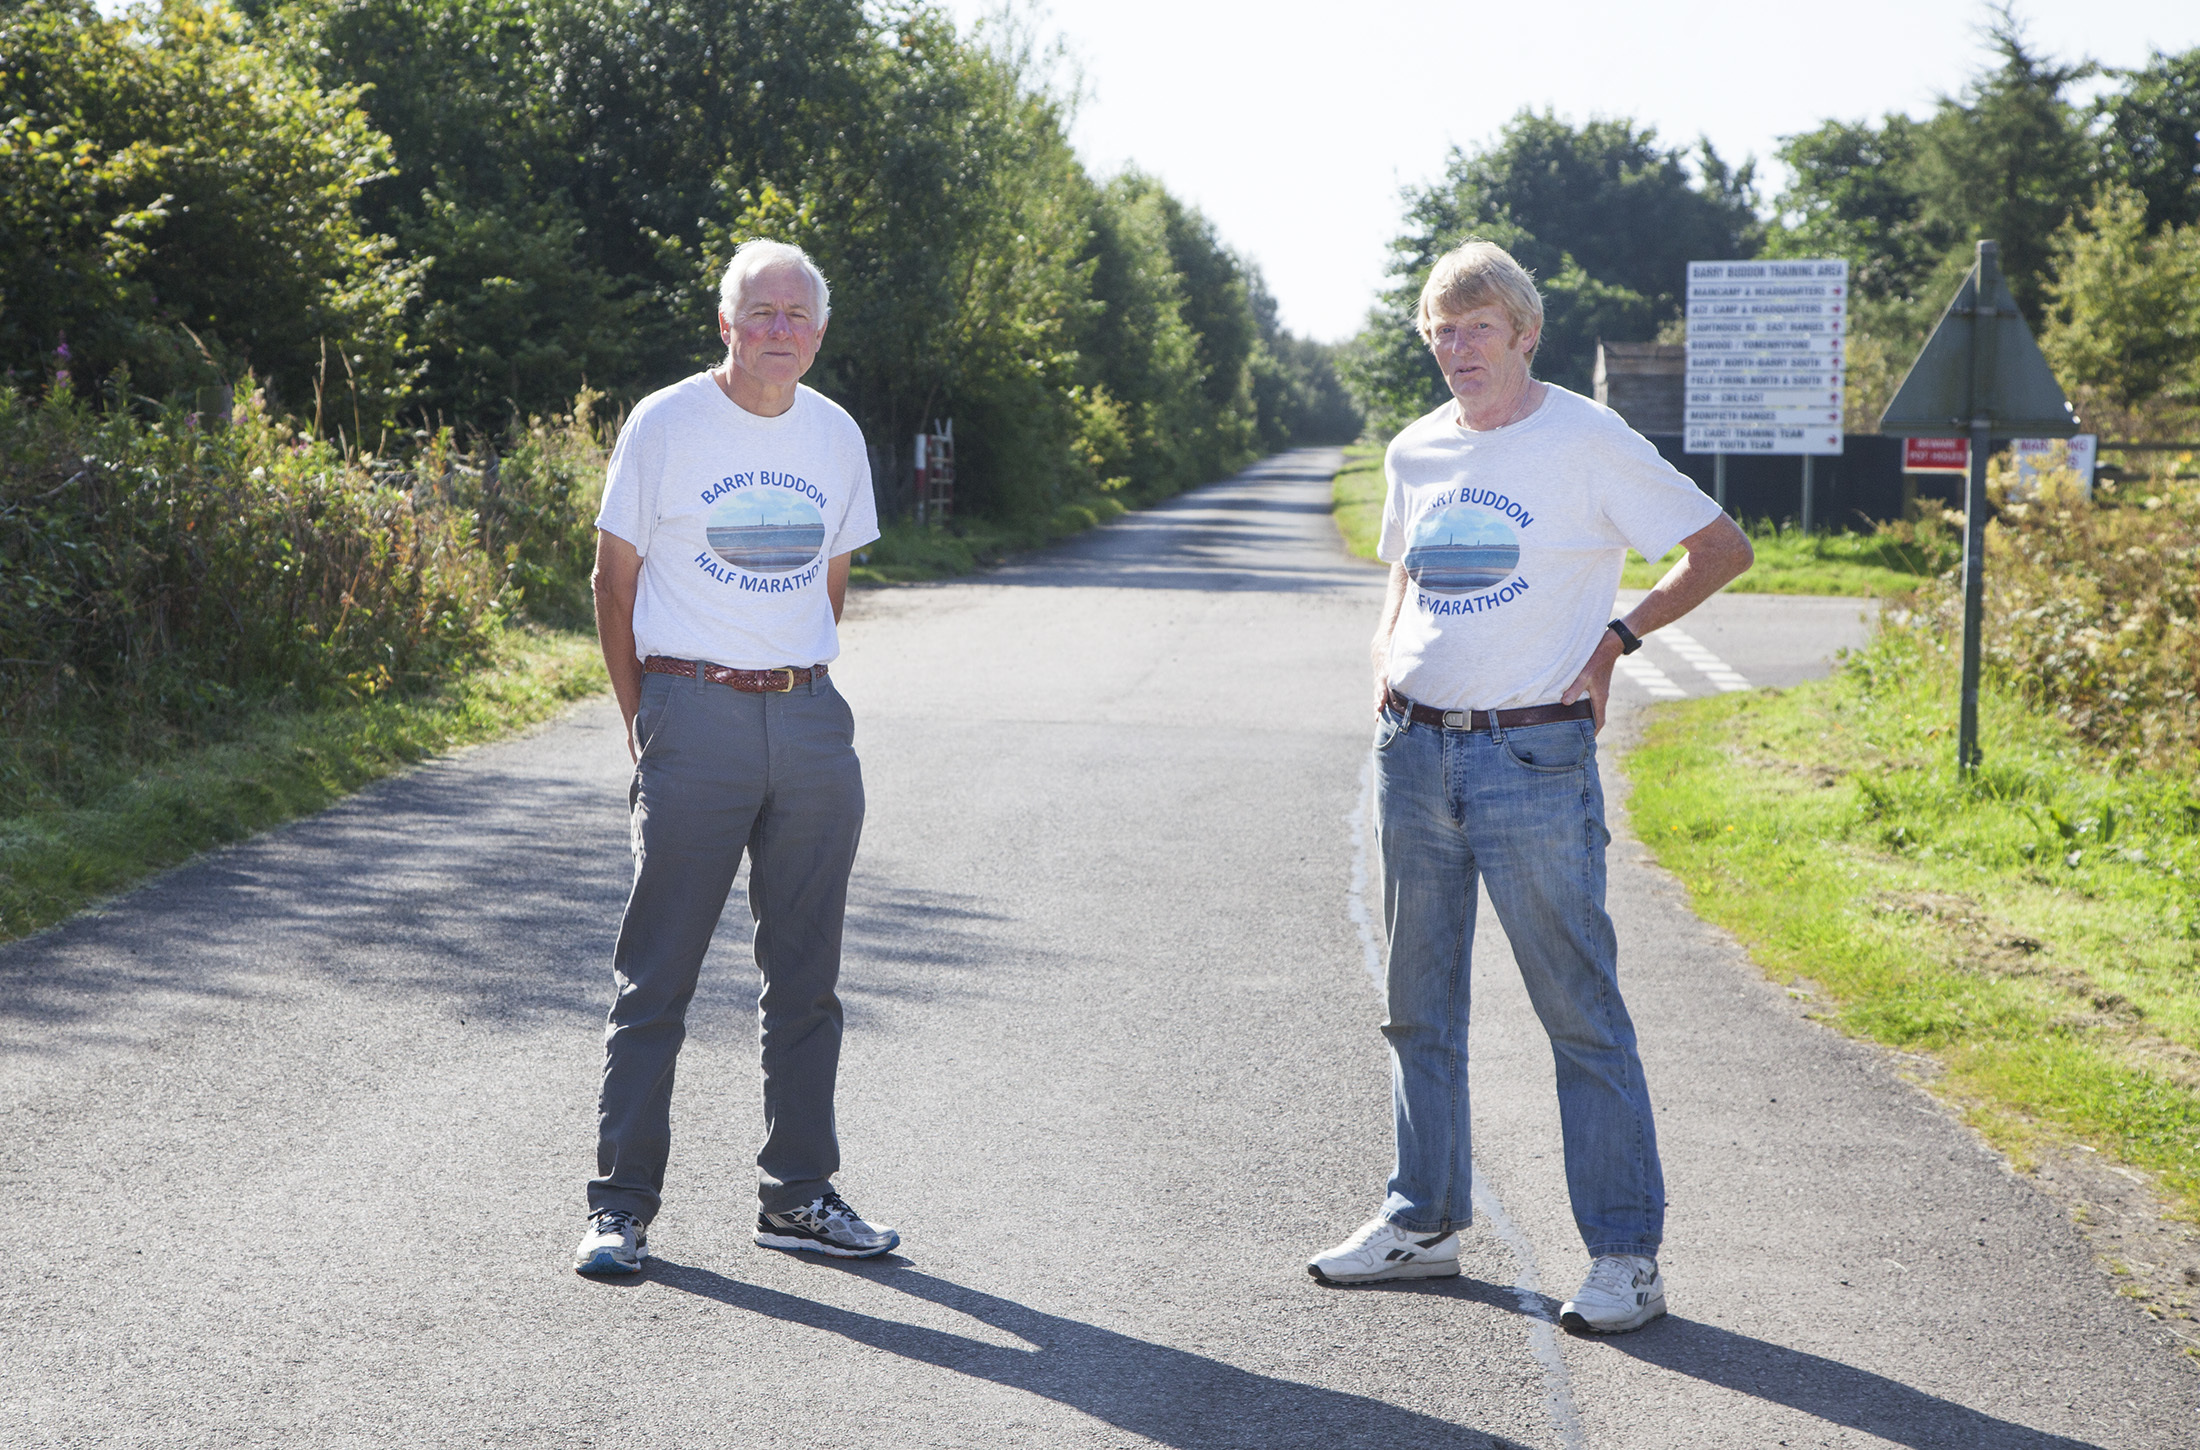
[1685,259,1847,455]
[2011,434,2097,499]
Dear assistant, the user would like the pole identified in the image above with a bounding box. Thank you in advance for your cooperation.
[1801,455,1814,533]
[1958,420,1988,772]
[913,432,928,526]
[1713,452,1727,511]
[1956,240,2001,776]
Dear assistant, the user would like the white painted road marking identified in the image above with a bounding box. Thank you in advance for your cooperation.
[1657,626,1753,692]
[1616,654,1687,698]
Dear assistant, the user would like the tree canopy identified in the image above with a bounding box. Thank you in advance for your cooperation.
[0,0,415,425]
[1,0,1359,521]
[1344,10,2200,443]
[1764,14,2200,429]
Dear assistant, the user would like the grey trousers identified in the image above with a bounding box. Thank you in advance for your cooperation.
[588,668,864,1221]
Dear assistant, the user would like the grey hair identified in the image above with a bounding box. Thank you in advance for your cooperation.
[718,239,831,321]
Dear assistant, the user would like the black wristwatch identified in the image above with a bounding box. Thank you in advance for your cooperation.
[1606,619,1642,654]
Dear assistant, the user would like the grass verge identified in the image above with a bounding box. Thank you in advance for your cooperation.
[0,626,606,943]
[1330,448,1960,596]
[1331,441,1386,562]
[1626,625,2200,1227]
[1622,519,1959,595]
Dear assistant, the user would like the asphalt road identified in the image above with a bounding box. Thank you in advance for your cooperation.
[4,448,2193,1448]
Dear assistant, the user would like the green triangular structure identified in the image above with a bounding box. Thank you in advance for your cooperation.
[1878,243,2078,438]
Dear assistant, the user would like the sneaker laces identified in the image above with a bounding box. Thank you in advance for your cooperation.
[591,1209,640,1236]
[770,1192,855,1230]
[1337,1216,1399,1251]
[1582,1255,1649,1298]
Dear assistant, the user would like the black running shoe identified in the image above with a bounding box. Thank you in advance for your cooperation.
[754,1190,900,1258]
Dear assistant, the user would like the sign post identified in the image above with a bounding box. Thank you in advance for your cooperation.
[1685,259,1847,529]
[1878,240,2078,774]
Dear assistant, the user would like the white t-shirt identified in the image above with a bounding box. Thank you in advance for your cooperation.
[596,375,880,669]
[1378,384,1724,711]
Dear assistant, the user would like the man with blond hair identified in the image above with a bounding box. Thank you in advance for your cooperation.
[574,239,897,1275]
[1307,240,1753,1333]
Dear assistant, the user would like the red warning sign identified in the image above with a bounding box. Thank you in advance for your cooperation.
[1903,437,1970,473]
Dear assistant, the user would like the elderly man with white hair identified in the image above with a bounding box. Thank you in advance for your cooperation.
[575,239,892,1275]
[1306,240,1752,1333]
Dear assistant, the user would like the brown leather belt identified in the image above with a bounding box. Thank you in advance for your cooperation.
[644,655,827,693]
[1387,690,1593,732]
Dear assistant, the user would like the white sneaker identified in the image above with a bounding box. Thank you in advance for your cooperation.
[574,1209,648,1275]
[1307,1215,1461,1284]
[1560,1254,1666,1333]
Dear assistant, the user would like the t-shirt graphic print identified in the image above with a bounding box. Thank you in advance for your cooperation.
[1377,385,1723,711]
[1404,493,1532,608]
[698,472,830,588]
[597,374,880,668]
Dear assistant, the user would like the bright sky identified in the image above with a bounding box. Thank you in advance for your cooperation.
[942,0,2198,342]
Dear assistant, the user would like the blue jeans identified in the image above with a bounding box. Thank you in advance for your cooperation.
[1372,702,1664,1259]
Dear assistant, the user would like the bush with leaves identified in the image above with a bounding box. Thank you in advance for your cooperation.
[1894,457,2200,770]
[2042,186,2200,419]
[0,380,606,814]
[0,0,418,428]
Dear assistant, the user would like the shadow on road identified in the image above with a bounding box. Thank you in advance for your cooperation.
[1369,1275,2109,1450]
[1595,1314,2112,1450]
[0,766,1022,1054]
[0,757,625,1044]
[642,1256,1527,1449]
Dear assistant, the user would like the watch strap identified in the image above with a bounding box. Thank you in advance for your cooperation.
[1607,618,1642,655]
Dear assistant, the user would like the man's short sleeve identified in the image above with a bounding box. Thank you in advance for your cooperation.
[829,431,881,557]
[1593,423,1725,564]
[1376,447,1409,565]
[594,412,661,555]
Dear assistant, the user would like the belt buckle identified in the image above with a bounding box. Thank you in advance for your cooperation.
[1442,709,1468,730]
[774,667,798,692]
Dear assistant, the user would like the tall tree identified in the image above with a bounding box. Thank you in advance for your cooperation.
[1911,6,2093,321]
[1344,110,1757,433]
[1764,115,1942,304]
[1244,273,1359,450]
[1079,173,1211,500]
[307,0,638,421]
[2095,47,2200,233]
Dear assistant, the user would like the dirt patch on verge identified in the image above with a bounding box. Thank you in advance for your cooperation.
[2025,1144,2200,1359]
[1871,889,2200,1085]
